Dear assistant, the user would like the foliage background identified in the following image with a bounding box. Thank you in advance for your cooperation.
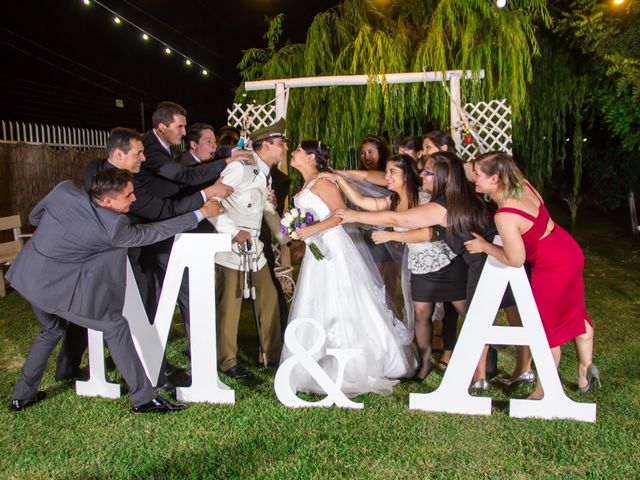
[236,0,640,211]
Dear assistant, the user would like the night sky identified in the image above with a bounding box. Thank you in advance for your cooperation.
[0,0,342,132]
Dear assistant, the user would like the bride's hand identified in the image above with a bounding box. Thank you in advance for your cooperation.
[294,226,311,242]
[371,230,392,244]
[334,208,357,224]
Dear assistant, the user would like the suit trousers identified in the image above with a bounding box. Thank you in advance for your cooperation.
[14,304,155,407]
[216,264,282,371]
[54,247,151,380]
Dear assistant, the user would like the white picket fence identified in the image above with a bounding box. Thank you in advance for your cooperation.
[1,120,108,149]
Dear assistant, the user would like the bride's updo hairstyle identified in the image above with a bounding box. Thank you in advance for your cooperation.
[300,140,330,172]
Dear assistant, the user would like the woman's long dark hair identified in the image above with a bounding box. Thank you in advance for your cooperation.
[358,135,391,171]
[423,130,458,155]
[429,151,490,239]
[386,154,421,211]
[300,139,330,172]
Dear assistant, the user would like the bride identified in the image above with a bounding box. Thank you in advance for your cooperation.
[280,140,418,396]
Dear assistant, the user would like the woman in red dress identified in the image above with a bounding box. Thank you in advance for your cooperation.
[464,151,599,399]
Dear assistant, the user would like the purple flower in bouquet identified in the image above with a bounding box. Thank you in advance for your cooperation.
[280,207,325,261]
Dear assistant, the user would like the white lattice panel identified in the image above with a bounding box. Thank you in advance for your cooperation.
[456,99,512,161]
[227,103,277,134]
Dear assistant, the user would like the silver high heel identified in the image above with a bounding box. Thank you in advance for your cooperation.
[468,378,489,393]
[579,364,601,393]
[498,370,536,387]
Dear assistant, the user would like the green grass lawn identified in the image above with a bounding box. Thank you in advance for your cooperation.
[1,205,639,479]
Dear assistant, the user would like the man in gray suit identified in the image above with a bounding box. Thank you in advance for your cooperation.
[7,169,223,413]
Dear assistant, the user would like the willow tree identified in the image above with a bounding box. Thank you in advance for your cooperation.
[237,0,550,177]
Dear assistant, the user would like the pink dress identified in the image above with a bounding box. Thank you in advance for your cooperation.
[496,184,592,347]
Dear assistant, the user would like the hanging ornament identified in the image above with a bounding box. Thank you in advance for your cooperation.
[462,127,474,145]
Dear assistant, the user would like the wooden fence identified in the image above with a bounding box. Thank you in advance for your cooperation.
[0,143,105,225]
[1,120,109,149]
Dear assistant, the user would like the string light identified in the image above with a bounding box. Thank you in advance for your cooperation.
[496,0,509,7]
[612,0,626,5]
[83,0,210,77]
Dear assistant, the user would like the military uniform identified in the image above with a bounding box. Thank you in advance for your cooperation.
[210,136,284,372]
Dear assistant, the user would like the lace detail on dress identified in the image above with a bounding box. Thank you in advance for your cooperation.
[395,191,457,274]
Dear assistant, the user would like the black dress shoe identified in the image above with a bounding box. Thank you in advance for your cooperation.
[10,391,46,411]
[154,379,176,394]
[222,364,253,380]
[131,396,187,414]
[164,363,187,377]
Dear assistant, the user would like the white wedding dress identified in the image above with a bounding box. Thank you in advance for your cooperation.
[281,179,418,396]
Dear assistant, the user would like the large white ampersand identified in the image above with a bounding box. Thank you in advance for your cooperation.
[274,318,364,409]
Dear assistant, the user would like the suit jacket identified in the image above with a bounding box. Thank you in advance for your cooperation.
[83,159,204,222]
[6,181,198,321]
[137,130,226,199]
[259,166,291,247]
[179,150,201,167]
[210,162,277,271]
[175,151,216,233]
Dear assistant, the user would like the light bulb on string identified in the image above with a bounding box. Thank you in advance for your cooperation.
[82,0,210,77]
[612,0,625,5]
[496,0,509,7]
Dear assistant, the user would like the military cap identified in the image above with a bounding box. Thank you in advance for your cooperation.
[249,117,288,143]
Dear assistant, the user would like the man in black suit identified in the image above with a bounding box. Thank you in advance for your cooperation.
[259,165,291,333]
[139,103,252,329]
[177,122,219,234]
[7,168,224,413]
[179,123,218,167]
[54,128,232,383]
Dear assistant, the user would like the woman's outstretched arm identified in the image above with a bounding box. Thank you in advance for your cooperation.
[319,173,389,211]
[335,202,447,229]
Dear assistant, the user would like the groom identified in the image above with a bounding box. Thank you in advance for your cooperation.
[210,119,288,380]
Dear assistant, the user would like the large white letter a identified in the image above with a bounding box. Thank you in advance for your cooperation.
[409,239,596,423]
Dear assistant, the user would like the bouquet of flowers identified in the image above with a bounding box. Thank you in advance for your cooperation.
[280,208,325,261]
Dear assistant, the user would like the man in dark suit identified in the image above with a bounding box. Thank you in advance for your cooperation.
[259,164,291,333]
[179,123,218,167]
[54,128,232,383]
[138,103,252,329]
[177,122,219,235]
[7,168,224,413]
